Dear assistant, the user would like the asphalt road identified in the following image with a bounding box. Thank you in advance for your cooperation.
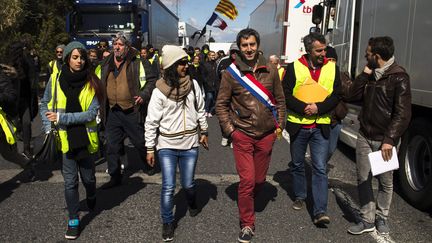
[0,116,431,242]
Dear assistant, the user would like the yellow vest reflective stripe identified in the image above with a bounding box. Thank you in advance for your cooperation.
[47,72,99,154]
[287,60,336,125]
[0,107,16,145]
[95,65,101,79]
[139,60,146,89]
[49,60,60,76]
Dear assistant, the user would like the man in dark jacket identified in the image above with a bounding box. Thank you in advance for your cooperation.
[99,32,156,189]
[216,28,285,243]
[0,65,32,169]
[346,36,411,235]
[282,32,341,226]
[203,51,218,117]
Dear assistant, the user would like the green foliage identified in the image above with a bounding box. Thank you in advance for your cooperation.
[0,0,74,72]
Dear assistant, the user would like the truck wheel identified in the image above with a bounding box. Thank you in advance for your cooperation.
[398,118,432,210]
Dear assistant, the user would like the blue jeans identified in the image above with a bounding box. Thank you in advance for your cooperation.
[159,148,198,224]
[290,127,329,216]
[62,154,96,219]
[205,91,215,114]
[328,122,342,160]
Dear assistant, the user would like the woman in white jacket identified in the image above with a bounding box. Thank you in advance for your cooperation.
[145,45,209,242]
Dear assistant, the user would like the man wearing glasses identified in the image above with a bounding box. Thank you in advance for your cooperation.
[47,44,65,76]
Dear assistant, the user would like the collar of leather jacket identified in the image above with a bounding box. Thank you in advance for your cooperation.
[234,53,269,73]
[380,62,407,78]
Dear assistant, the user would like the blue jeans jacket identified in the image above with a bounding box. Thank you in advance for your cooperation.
[39,78,99,133]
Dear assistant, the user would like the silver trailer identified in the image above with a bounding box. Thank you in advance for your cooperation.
[318,0,432,210]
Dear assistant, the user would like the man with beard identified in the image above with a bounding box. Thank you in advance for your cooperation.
[99,32,156,189]
[346,37,411,235]
[216,28,285,243]
[282,32,341,226]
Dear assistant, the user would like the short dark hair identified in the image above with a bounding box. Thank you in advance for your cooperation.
[303,32,326,53]
[236,28,260,49]
[368,36,394,61]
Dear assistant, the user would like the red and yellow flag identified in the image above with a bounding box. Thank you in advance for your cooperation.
[215,0,238,20]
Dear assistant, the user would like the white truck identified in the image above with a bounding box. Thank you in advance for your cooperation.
[178,21,206,48]
[315,0,432,210]
[249,0,322,63]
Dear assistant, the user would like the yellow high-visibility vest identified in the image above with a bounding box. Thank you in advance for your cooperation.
[47,72,99,154]
[0,107,16,145]
[134,55,147,89]
[95,65,101,79]
[287,60,336,125]
[49,60,60,76]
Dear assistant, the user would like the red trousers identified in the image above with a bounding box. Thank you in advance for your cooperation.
[232,130,276,228]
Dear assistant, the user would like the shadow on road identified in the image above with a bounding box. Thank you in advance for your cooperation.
[173,179,218,224]
[225,181,277,212]
[79,176,147,233]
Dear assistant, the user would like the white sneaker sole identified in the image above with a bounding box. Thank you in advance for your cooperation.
[348,226,376,235]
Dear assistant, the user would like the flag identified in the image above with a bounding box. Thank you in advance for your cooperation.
[206,13,228,30]
[215,0,238,20]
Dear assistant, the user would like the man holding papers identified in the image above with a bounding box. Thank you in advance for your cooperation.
[345,37,411,235]
[282,33,341,226]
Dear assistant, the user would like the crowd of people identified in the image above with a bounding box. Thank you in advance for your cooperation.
[0,29,411,243]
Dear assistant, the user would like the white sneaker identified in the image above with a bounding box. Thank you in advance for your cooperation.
[282,130,290,143]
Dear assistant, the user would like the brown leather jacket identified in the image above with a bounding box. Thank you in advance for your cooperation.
[215,53,286,138]
[346,62,411,145]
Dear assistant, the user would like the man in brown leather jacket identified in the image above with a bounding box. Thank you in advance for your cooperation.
[346,36,411,235]
[215,28,285,243]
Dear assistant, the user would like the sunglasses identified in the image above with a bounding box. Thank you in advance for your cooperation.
[56,51,63,54]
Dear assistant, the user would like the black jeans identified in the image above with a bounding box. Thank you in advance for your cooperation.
[105,108,148,177]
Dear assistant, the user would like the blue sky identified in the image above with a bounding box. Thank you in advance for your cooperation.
[160,0,264,42]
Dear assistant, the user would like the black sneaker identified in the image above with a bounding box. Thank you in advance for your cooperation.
[375,216,390,235]
[313,213,330,225]
[87,196,96,211]
[100,175,122,190]
[65,219,80,240]
[238,226,254,243]
[292,199,304,210]
[189,206,201,217]
[162,223,174,242]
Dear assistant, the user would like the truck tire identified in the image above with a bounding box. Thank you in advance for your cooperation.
[398,118,432,210]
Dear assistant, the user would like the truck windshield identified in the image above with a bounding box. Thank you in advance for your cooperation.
[75,12,134,32]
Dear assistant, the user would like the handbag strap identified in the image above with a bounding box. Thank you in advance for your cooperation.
[51,72,60,129]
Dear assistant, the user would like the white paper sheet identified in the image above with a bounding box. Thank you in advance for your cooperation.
[368,147,399,176]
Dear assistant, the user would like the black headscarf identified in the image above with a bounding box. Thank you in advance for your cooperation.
[59,65,90,160]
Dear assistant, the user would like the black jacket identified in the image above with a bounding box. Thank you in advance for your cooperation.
[203,60,218,92]
[0,68,17,115]
[345,62,411,145]
[282,58,342,139]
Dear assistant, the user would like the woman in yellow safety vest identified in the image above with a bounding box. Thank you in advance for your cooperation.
[39,41,103,240]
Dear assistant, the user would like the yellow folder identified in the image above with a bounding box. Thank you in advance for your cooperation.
[293,77,330,103]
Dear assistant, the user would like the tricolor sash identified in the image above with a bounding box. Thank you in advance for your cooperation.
[226,63,279,128]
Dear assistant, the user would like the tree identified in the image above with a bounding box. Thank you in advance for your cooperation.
[0,0,73,73]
